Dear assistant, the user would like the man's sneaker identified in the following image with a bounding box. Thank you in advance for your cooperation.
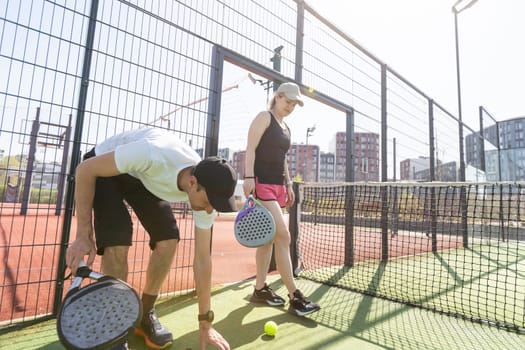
[134,309,173,349]
[110,341,129,350]
[250,283,285,306]
[288,289,321,316]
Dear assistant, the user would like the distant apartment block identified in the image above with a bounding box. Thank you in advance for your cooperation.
[231,131,379,183]
[32,161,63,190]
[400,157,431,180]
[319,152,335,182]
[414,161,458,182]
[232,150,246,179]
[331,131,379,182]
[465,116,525,181]
[287,143,320,182]
[218,147,231,162]
[231,144,320,182]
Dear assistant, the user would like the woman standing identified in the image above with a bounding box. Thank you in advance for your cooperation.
[243,82,320,316]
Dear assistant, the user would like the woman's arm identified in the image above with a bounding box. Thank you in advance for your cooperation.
[243,111,270,197]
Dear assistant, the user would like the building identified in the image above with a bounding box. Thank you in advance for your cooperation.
[232,150,246,179]
[31,160,63,190]
[331,131,380,182]
[318,152,335,182]
[415,161,458,182]
[354,132,380,181]
[465,116,525,181]
[400,157,431,180]
[217,147,232,162]
[232,144,321,183]
[231,131,379,183]
[332,132,347,181]
[287,143,320,182]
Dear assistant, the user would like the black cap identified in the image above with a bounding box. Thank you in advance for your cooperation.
[193,156,238,212]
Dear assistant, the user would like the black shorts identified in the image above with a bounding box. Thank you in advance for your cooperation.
[83,149,180,254]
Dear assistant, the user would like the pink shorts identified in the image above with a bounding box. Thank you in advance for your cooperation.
[255,179,287,207]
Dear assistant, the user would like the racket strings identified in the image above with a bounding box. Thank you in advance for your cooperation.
[59,281,140,348]
[235,208,275,245]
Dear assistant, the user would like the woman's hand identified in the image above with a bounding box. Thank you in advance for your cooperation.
[286,184,295,206]
[243,178,255,198]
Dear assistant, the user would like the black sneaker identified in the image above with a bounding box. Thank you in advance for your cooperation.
[288,289,320,316]
[250,283,285,306]
[110,341,128,350]
[134,309,173,349]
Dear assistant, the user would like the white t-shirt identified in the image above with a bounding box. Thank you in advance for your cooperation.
[94,128,216,228]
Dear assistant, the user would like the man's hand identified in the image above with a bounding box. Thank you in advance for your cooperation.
[66,235,96,275]
[199,323,230,350]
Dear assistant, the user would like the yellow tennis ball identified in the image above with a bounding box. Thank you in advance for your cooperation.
[264,321,278,336]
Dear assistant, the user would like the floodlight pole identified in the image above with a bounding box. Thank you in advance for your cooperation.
[453,0,478,182]
[306,125,315,145]
[452,0,477,249]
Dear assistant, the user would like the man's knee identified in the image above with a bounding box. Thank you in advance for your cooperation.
[153,239,178,255]
[103,245,129,262]
[101,246,130,279]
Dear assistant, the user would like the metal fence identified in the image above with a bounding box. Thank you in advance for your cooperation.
[1,0,486,328]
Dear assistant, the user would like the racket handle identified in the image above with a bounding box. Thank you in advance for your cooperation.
[75,260,92,278]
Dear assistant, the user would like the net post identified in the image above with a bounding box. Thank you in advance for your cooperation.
[289,182,300,275]
[430,185,438,252]
[344,184,354,267]
[380,184,389,261]
[460,185,469,248]
[390,184,399,237]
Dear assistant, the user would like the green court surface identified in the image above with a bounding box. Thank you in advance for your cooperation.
[298,242,525,326]
[1,275,524,350]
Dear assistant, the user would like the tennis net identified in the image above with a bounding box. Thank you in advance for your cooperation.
[291,182,525,333]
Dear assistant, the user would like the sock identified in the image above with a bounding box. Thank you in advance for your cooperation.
[142,293,158,316]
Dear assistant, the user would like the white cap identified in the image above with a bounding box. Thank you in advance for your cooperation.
[276,82,304,107]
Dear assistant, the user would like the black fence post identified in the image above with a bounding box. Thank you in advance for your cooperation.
[53,0,100,316]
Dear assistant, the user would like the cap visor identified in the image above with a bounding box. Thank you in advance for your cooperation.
[284,93,304,106]
[208,193,237,212]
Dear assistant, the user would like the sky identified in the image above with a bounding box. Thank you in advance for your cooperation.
[306,0,525,124]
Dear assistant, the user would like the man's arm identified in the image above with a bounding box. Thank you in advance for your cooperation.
[243,111,270,197]
[66,151,121,274]
[193,226,230,349]
[193,226,213,316]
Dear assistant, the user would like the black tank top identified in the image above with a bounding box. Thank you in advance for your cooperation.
[254,112,291,184]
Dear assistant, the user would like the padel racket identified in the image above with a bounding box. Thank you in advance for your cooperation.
[57,261,142,350]
[234,195,276,247]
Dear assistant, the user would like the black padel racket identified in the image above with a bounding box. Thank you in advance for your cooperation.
[234,195,276,247]
[57,261,142,350]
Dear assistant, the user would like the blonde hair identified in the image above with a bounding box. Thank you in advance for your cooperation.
[267,92,283,110]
